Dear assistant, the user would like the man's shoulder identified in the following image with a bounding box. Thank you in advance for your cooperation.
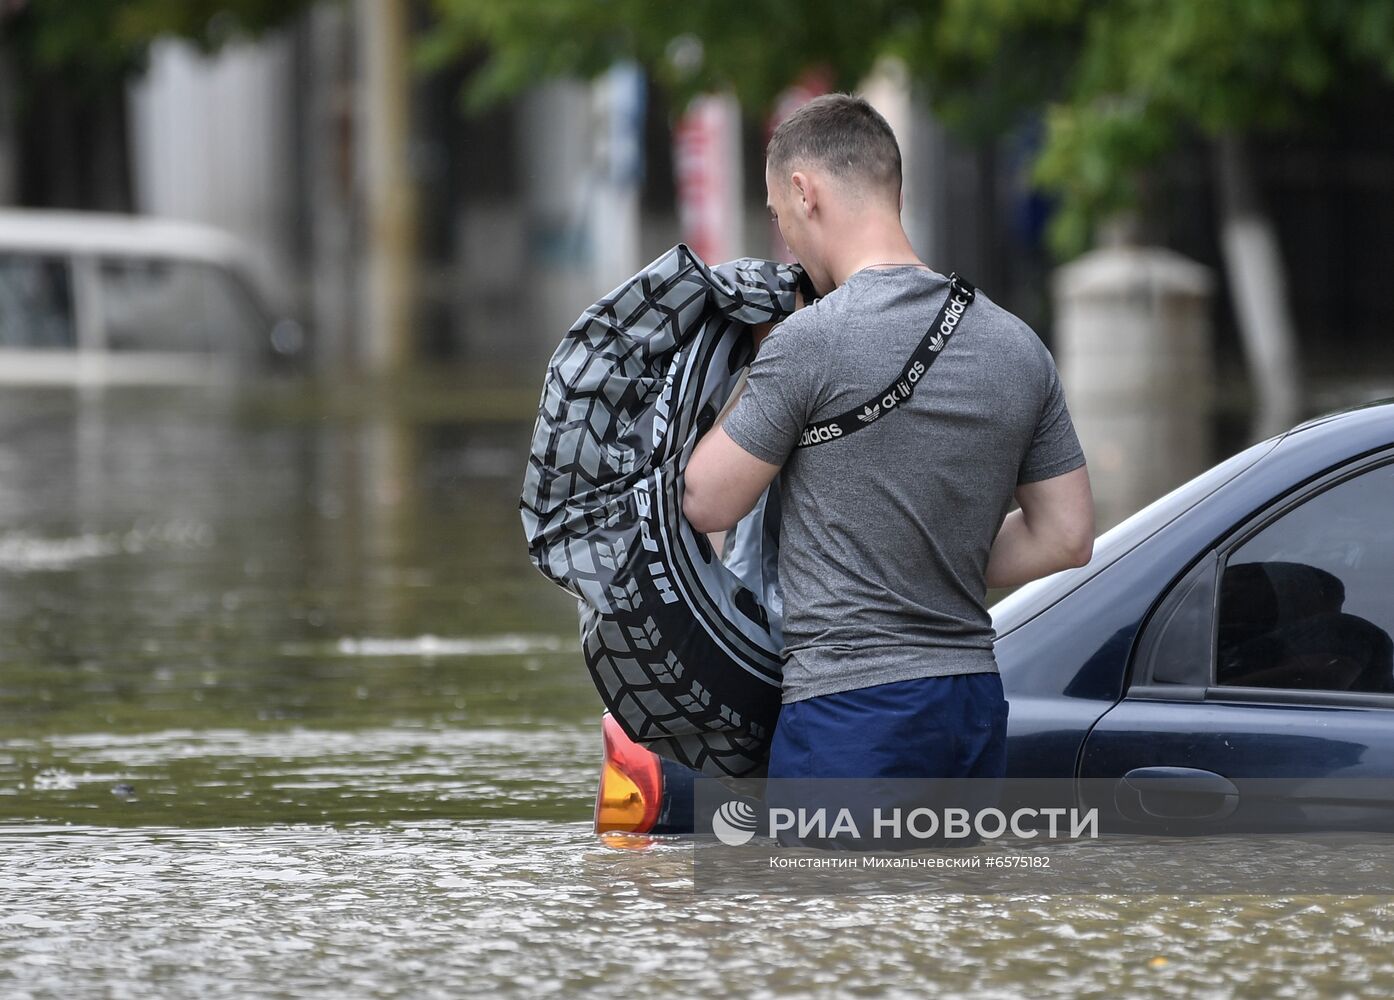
[966,288,1053,362]
[967,286,1037,335]
[774,274,1048,360]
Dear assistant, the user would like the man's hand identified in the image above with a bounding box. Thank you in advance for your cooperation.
[749,286,805,353]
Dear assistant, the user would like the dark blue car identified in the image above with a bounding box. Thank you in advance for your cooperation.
[595,398,1394,836]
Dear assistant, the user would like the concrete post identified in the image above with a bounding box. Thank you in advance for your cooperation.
[1052,237,1216,531]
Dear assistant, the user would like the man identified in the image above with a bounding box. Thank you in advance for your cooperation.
[681,93,1093,796]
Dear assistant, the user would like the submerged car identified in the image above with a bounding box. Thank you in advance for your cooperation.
[0,209,304,384]
[596,397,1394,836]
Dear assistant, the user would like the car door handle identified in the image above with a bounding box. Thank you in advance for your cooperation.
[1115,766,1240,823]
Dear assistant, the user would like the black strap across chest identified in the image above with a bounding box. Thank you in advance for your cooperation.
[794,272,976,449]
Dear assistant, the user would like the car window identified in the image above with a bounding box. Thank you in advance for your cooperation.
[0,253,77,349]
[1133,551,1217,688]
[100,258,210,353]
[99,258,265,355]
[1215,461,1394,693]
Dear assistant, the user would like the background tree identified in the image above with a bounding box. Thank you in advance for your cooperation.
[421,0,1394,437]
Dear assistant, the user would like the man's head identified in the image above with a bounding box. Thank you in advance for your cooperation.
[764,93,904,292]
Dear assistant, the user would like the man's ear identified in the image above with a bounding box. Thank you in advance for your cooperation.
[791,170,816,217]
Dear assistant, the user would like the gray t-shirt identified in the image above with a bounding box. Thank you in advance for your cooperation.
[722,265,1086,704]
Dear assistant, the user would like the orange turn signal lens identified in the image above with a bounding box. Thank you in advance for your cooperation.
[595,712,663,834]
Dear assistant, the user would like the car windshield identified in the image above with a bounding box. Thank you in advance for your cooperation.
[989,432,1285,637]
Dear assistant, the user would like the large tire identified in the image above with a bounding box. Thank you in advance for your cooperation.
[520,244,803,778]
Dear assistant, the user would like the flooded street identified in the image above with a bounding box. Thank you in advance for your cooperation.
[2,383,1392,998]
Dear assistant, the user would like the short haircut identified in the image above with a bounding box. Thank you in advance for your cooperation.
[765,93,902,200]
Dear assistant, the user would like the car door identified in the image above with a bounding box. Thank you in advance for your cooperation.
[1078,448,1394,833]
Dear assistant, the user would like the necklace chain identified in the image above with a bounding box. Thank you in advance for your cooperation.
[853,261,931,277]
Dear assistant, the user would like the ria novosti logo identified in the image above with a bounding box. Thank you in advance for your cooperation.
[711,800,759,846]
[707,798,1100,845]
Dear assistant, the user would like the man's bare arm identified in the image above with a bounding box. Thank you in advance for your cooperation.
[985,464,1095,589]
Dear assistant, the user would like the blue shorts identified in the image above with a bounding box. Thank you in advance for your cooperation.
[767,671,1010,781]
[764,672,1010,850]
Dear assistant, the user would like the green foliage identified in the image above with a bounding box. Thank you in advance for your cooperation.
[1023,0,1393,254]
[417,0,921,112]
[419,0,1394,259]
[2,0,323,88]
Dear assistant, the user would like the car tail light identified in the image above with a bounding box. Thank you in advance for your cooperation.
[595,712,663,834]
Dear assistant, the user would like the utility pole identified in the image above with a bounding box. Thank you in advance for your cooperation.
[304,5,356,375]
[356,0,417,374]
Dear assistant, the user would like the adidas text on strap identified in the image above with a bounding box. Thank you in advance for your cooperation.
[795,272,976,449]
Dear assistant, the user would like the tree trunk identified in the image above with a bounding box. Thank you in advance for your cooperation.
[1214,133,1302,440]
[356,0,417,375]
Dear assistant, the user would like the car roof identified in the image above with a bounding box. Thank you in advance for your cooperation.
[0,209,256,269]
[1283,394,1394,438]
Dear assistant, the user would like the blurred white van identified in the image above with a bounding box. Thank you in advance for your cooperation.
[0,209,304,384]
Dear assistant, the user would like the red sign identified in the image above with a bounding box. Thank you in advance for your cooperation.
[673,93,742,264]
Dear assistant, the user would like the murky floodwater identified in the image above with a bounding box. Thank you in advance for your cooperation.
[1,381,1391,998]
